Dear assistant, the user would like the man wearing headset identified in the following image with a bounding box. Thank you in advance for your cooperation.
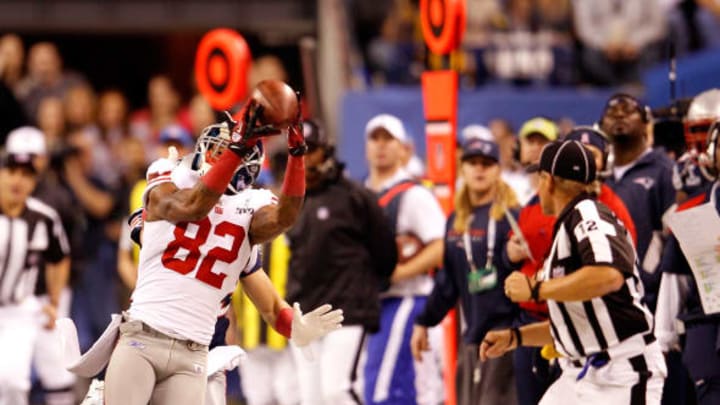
[600,93,676,314]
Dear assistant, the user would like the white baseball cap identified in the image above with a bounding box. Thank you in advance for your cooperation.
[364,114,408,144]
[461,124,494,142]
[6,126,47,156]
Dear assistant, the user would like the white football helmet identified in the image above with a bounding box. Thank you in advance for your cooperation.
[192,120,265,194]
[685,88,720,152]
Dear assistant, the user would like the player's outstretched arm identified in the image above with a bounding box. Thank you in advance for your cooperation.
[248,192,303,245]
[144,147,246,222]
[146,181,224,222]
[146,135,262,223]
[248,121,306,245]
[240,268,290,327]
[240,267,343,348]
[146,103,267,223]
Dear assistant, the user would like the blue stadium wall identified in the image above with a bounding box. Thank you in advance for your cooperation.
[339,48,720,179]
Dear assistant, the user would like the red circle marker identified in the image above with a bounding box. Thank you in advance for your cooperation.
[420,0,466,55]
[195,28,252,111]
[208,54,228,86]
[430,0,443,27]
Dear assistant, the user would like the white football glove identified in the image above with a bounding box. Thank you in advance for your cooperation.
[291,303,343,357]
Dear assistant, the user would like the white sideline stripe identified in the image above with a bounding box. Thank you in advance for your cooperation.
[425,122,452,135]
[373,297,415,402]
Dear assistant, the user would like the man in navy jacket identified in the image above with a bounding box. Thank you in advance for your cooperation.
[600,94,676,313]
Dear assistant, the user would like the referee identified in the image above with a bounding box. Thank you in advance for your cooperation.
[0,150,70,405]
[480,140,666,405]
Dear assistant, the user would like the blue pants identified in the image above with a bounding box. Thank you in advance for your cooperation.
[683,323,720,405]
[364,296,439,405]
[71,241,120,352]
[513,347,552,405]
[661,350,693,405]
[513,311,556,405]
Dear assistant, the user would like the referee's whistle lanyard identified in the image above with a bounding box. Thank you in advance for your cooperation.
[463,213,498,294]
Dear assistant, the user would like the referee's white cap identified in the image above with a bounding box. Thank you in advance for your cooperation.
[5,126,47,156]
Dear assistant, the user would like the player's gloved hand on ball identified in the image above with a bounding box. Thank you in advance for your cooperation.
[227,105,262,159]
[291,302,343,348]
[287,92,307,156]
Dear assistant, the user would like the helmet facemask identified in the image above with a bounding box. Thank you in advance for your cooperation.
[701,120,720,180]
[685,88,720,153]
[228,142,264,194]
[193,121,265,194]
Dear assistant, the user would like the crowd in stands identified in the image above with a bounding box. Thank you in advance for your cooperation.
[2,4,720,402]
[359,0,720,87]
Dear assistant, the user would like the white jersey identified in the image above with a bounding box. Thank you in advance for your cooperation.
[129,157,276,345]
[367,169,445,297]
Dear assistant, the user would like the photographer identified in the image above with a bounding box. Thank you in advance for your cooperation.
[61,129,123,352]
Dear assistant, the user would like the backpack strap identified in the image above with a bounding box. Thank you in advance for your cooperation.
[377,180,417,234]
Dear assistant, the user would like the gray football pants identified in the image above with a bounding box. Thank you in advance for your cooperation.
[104,320,209,405]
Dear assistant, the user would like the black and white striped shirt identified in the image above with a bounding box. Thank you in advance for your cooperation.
[0,197,69,305]
[544,193,653,359]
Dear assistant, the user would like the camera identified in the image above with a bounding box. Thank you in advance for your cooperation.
[651,98,691,159]
[49,144,81,171]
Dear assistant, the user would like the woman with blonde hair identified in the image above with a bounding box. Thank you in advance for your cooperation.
[411,138,520,405]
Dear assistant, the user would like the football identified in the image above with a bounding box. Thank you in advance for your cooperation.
[251,79,299,128]
[396,233,424,264]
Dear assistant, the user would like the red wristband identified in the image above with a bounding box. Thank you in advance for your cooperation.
[200,150,242,194]
[281,155,305,197]
[275,307,293,339]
